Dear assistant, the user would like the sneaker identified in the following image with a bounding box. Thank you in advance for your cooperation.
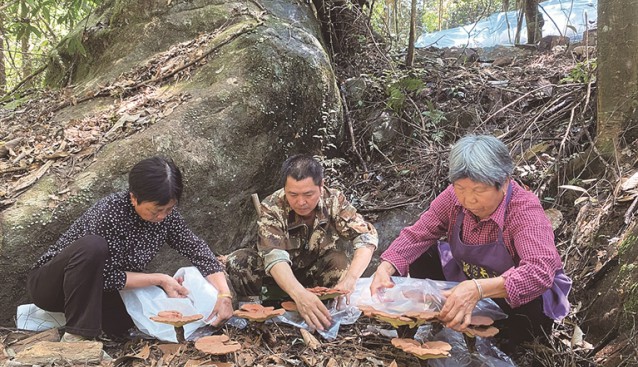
[60,332,89,342]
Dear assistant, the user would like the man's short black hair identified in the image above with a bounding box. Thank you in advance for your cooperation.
[279,154,323,187]
[128,156,183,205]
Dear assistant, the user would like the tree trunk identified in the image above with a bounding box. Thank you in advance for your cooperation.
[0,14,6,94]
[596,0,638,156]
[523,0,542,44]
[20,0,31,84]
[438,0,443,31]
[405,0,417,67]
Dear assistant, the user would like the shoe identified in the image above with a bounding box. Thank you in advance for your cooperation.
[60,332,89,342]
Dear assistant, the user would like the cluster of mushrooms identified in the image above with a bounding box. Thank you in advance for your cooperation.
[149,287,499,361]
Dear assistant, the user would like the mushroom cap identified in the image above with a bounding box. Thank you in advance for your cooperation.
[281,301,298,312]
[150,311,203,327]
[464,325,500,338]
[306,286,349,300]
[233,303,285,322]
[195,335,242,355]
[358,305,441,328]
[469,315,494,326]
[391,338,451,359]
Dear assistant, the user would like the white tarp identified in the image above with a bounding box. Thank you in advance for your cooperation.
[416,0,597,48]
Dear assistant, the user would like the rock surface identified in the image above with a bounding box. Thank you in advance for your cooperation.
[0,0,342,323]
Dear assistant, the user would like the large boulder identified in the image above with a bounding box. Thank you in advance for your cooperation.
[0,0,342,324]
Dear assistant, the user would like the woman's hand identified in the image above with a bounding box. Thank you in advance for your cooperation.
[206,296,234,327]
[438,280,481,331]
[159,274,189,298]
[370,261,396,299]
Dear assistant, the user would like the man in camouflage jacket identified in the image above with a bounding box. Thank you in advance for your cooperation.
[226,154,378,331]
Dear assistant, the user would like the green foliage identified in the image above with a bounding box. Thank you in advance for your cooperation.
[368,0,508,50]
[0,0,101,92]
[561,58,597,84]
[386,76,424,112]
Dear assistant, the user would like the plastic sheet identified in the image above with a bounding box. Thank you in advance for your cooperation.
[119,266,219,342]
[416,0,597,48]
[16,303,66,331]
[427,328,516,367]
[351,276,507,321]
[275,302,362,341]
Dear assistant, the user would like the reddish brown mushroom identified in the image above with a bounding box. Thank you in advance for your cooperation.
[358,305,440,329]
[233,303,285,322]
[150,310,203,343]
[281,301,298,312]
[463,315,500,338]
[391,338,452,359]
[305,286,349,300]
[194,335,242,355]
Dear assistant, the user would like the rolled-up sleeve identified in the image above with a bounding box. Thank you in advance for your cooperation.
[257,201,291,275]
[380,188,452,276]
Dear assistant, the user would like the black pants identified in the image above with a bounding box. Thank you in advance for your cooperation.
[27,235,134,338]
[409,246,553,350]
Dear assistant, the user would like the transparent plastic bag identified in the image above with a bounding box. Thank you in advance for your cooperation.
[120,266,219,342]
[351,276,507,321]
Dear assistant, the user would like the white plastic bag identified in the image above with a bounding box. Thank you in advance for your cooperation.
[16,303,66,331]
[120,266,218,342]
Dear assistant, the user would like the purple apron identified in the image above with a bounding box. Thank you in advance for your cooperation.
[438,182,571,320]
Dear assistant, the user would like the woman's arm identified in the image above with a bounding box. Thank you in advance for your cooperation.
[124,271,189,298]
[204,272,234,327]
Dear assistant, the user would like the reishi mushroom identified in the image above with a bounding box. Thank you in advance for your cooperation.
[194,335,242,355]
[233,303,285,322]
[305,286,349,300]
[150,310,203,343]
[391,338,452,359]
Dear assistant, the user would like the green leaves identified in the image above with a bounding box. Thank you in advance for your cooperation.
[386,76,424,112]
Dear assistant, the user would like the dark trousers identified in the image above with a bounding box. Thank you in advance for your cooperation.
[27,235,134,338]
[409,246,553,350]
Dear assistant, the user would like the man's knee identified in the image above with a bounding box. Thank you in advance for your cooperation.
[225,248,264,297]
[317,250,348,287]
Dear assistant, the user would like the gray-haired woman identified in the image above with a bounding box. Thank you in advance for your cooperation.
[370,134,571,353]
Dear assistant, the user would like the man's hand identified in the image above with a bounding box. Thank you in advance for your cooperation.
[206,297,234,327]
[370,261,396,299]
[293,288,332,331]
[438,280,481,331]
[159,274,189,298]
[334,277,357,309]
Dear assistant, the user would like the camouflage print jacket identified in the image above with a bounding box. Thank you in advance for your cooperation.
[258,186,378,275]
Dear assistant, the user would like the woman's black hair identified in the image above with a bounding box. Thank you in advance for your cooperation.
[128,156,183,205]
[279,154,323,187]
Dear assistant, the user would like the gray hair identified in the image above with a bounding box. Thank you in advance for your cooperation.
[448,135,513,188]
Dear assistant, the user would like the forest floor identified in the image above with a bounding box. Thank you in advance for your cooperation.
[1,14,635,366]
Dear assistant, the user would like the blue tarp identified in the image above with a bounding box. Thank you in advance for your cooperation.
[416,0,597,48]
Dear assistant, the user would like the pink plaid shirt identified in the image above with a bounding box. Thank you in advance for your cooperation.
[381,180,563,308]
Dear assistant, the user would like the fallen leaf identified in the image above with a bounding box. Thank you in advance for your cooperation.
[300,328,321,350]
[621,171,638,191]
[544,208,564,230]
[157,343,183,356]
